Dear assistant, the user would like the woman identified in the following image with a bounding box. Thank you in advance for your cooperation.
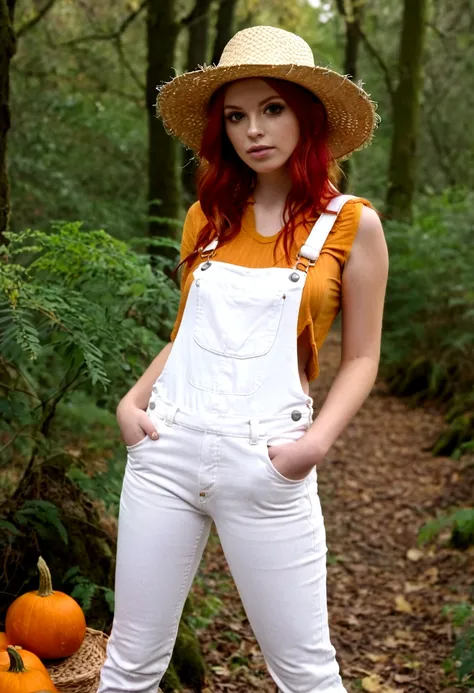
[98,25,388,693]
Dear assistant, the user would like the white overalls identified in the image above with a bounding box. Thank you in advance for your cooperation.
[98,195,355,693]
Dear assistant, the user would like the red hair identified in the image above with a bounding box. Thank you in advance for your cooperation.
[181,77,339,269]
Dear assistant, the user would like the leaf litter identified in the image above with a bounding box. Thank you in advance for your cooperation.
[187,332,474,692]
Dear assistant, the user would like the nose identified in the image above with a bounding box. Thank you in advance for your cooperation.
[247,113,264,139]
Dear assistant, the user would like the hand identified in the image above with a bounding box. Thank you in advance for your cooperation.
[267,435,324,481]
[116,400,159,448]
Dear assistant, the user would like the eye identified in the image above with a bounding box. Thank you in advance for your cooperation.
[265,103,285,115]
[225,111,245,123]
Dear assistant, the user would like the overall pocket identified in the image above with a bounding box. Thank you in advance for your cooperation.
[125,435,149,452]
[193,275,285,357]
[261,436,309,485]
[189,273,286,395]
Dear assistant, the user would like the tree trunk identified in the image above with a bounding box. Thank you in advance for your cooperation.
[147,0,181,240]
[182,0,213,205]
[0,0,16,244]
[386,0,427,222]
[211,0,239,65]
[335,0,363,192]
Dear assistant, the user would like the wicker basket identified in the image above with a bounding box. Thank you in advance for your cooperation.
[46,628,108,693]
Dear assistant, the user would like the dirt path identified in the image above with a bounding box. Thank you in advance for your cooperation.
[191,331,474,693]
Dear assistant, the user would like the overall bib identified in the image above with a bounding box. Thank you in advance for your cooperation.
[98,195,354,693]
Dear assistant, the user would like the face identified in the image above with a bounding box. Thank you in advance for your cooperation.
[223,78,300,174]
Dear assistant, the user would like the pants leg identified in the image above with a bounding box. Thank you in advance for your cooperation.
[213,434,347,693]
[98,426,212,693]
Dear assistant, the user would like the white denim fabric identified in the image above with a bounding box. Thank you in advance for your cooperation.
[98,196,354,693]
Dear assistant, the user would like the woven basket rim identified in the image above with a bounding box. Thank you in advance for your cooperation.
[46,627,108,684]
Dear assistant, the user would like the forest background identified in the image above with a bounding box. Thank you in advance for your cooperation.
[0,0,473,691]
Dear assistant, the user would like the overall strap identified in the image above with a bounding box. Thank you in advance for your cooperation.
[200,236,219,257]
[200,194,357,261]
[297,194,356,264]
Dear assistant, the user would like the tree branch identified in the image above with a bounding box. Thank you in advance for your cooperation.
[16,0,58,38]
[333,0,393,97]
[114,36,145,91]
[119,0,148,35]
[181,2,211,30]
[356,25,394,98]
[182,0,234,32]
[58,0,148,47]
[425,20,447,39]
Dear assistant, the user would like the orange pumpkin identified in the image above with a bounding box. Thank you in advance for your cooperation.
[0,631,11,649]
[6,556,86,659]
[0,646,48,674]
[0,647,57,692]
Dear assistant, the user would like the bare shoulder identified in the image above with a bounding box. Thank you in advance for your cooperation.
[347,204,388,266]
[356,205,384,242]
[342,204,389,293]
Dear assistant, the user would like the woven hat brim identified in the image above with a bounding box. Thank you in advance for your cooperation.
[157,63,378,161]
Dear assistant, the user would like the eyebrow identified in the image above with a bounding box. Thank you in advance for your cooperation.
[223,95,282,110]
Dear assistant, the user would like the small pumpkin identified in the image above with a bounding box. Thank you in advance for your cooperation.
[0,647,57,692]
[6,556,86,659]
[0,646,48,674]
[0,631,11,649]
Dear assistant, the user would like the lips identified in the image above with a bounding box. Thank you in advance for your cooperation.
[247,145,273,153]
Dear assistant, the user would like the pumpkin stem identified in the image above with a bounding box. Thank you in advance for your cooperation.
[6,646,26,673]
[37,555,54,597]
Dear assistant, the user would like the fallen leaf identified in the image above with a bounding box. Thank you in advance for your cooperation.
[361,674,383,692]
[395,595,413,613]
[394,629,414,639]
[406,548,424,561]
[404,581,427,593]
[394,672,418,683]
[383,635,399,648]
[367,652,389,663]
[422,567,439,584]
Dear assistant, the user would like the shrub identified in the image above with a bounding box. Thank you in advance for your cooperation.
[382,188,474,457]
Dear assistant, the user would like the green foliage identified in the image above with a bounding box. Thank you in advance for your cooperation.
[0,220,180,476]
[66,455,125,515]
[418,508,474,550]
[0,500,68,546]
[382,188,474,457]
[10,79,147,238]
[185,593,223,631]
[63,566,115,614]
[442,602,474,684]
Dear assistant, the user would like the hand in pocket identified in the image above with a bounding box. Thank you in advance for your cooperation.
[267,437,321,481]
[117,402,159,448]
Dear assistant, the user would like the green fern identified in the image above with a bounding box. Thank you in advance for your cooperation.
[418,508,474,549]
[13,500,68,545]
[443,602,474,683]
[63,566,115,614]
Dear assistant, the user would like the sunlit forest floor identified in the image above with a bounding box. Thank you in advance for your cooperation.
[190,331,474,693]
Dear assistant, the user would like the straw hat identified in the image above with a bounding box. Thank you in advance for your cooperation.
[157,25,378,161]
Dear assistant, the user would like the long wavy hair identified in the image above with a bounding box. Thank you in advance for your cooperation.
[180,77,339,269]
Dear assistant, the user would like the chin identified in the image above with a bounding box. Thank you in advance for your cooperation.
[245,158,286,174]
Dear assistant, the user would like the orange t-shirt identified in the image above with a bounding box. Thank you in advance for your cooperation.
[170,197,370,381]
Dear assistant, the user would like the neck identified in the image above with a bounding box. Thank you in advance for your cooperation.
[253,168,292,207]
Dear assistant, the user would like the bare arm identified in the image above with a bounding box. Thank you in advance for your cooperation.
[268,205,389,479]
[305,204,389,456]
